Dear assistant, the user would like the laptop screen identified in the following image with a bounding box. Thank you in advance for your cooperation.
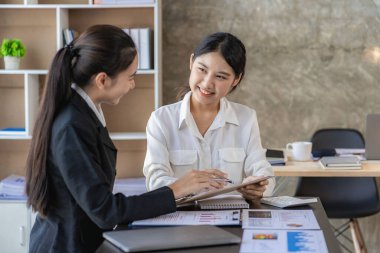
[365,114,380,160]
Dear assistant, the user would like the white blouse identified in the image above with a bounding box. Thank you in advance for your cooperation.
[143,92,275,196]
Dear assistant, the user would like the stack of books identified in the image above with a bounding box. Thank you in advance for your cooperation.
[0,174,27,200]
[319,156,362,170]
[266,149,286,166]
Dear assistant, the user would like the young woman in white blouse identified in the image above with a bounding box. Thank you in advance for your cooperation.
[144,32,275,201]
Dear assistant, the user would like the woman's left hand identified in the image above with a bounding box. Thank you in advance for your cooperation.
[237,176,268,201]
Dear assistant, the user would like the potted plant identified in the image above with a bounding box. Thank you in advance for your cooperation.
[0,38,26,70]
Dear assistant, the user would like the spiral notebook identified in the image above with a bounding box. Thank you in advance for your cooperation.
[198,195,249,209]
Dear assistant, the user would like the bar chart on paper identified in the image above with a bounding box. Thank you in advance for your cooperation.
[132,210,241,226]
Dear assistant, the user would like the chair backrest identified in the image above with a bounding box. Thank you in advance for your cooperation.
[295,128,380,219]
[311,128,365,151]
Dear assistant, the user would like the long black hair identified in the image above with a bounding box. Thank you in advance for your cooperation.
[25,24,137,216]
[177,32,246,100]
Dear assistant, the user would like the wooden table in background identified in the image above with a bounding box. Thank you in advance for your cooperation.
[273,160,380,177]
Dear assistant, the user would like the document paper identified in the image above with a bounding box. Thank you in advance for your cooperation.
[242,209,320,230]
[239,229,328,253]
[132,210,240,226]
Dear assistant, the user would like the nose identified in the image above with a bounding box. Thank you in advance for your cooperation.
[202,73,213,87]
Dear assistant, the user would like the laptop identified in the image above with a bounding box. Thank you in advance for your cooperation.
[103,225,241,252]
[365,114,380,160]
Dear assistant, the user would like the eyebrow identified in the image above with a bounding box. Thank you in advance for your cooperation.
[197,62,232,76]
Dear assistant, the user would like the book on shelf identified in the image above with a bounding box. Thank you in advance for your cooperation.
[0,127,26,135]
[129,28,140,68]
[260,196,318,208]
[139,28,153,69]
[93,0,154,4]
[124,27,153,70]
[63,28,78,46]
[319,156,362,170]
[198,194,249,210]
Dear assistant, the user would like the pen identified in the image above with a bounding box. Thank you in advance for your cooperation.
[211,178,233,184]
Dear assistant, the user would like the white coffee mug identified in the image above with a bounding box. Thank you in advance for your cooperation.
[286,141,312,161]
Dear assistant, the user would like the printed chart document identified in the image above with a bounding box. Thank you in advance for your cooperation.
[242,209,320,230]
[239,229,328,253]
[132,210,241,226]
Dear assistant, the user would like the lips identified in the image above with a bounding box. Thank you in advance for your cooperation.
[199,86,214,95]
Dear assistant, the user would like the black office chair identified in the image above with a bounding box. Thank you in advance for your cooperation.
[295,129,380,253]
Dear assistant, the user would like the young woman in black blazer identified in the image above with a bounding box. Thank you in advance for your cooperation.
[25,25,226,253]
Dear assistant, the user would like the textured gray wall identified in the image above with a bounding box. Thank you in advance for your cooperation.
[162,0,380,251]
[162,0,380,149]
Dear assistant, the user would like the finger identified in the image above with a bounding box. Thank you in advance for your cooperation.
[242,185,267,192]
[239,188,264,197]
[259,180,269,186]
[204,169,227,178]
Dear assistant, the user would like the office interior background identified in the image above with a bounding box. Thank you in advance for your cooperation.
[161,0,380,251]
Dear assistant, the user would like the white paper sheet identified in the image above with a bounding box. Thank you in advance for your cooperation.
[239,229,328,253]
[242,209,320,230]
[132,210,241,226]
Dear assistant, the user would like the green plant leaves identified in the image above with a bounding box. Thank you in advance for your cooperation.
[0,38,26,58]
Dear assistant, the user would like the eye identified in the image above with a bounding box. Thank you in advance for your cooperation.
[198,67,206,73]
[216,75,227,80]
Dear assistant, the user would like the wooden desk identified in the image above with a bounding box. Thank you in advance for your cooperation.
[95,200,341,253]
[273,160,380,177]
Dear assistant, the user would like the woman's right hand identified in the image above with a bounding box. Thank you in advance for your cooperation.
[168,169,227,199]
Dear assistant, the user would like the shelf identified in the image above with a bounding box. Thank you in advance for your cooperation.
[109,132,146,140]
[0,0,161,180]
[0,70,49,75]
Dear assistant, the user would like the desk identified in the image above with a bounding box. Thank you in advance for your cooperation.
[96,200,341,253]
[273,160,380,177]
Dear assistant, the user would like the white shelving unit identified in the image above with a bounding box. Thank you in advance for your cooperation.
[0,1,161,251]
[0,0,162,179]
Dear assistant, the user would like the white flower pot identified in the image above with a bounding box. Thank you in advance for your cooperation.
[4,56,21,70]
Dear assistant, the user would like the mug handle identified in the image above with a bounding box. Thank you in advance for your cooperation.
[286,143,293,151]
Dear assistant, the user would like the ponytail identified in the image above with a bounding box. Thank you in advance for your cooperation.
[26,46,72,216]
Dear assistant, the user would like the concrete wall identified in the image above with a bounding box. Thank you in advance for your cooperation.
[162,0,380,251]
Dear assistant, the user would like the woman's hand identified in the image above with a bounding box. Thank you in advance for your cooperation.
[169,169,227,199]
[237,176,268,202]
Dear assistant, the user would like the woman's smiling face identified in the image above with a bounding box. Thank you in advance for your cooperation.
[189,51,240,107]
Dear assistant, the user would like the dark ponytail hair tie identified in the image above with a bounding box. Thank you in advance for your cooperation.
[64,42,78,59]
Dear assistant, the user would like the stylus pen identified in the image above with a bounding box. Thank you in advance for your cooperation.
[211,178,233,184]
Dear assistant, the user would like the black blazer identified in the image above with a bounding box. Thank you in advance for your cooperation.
[29,92,176,253]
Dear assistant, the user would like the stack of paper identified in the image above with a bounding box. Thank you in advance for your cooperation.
[112,177,147,197]
[0,174,27,200]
